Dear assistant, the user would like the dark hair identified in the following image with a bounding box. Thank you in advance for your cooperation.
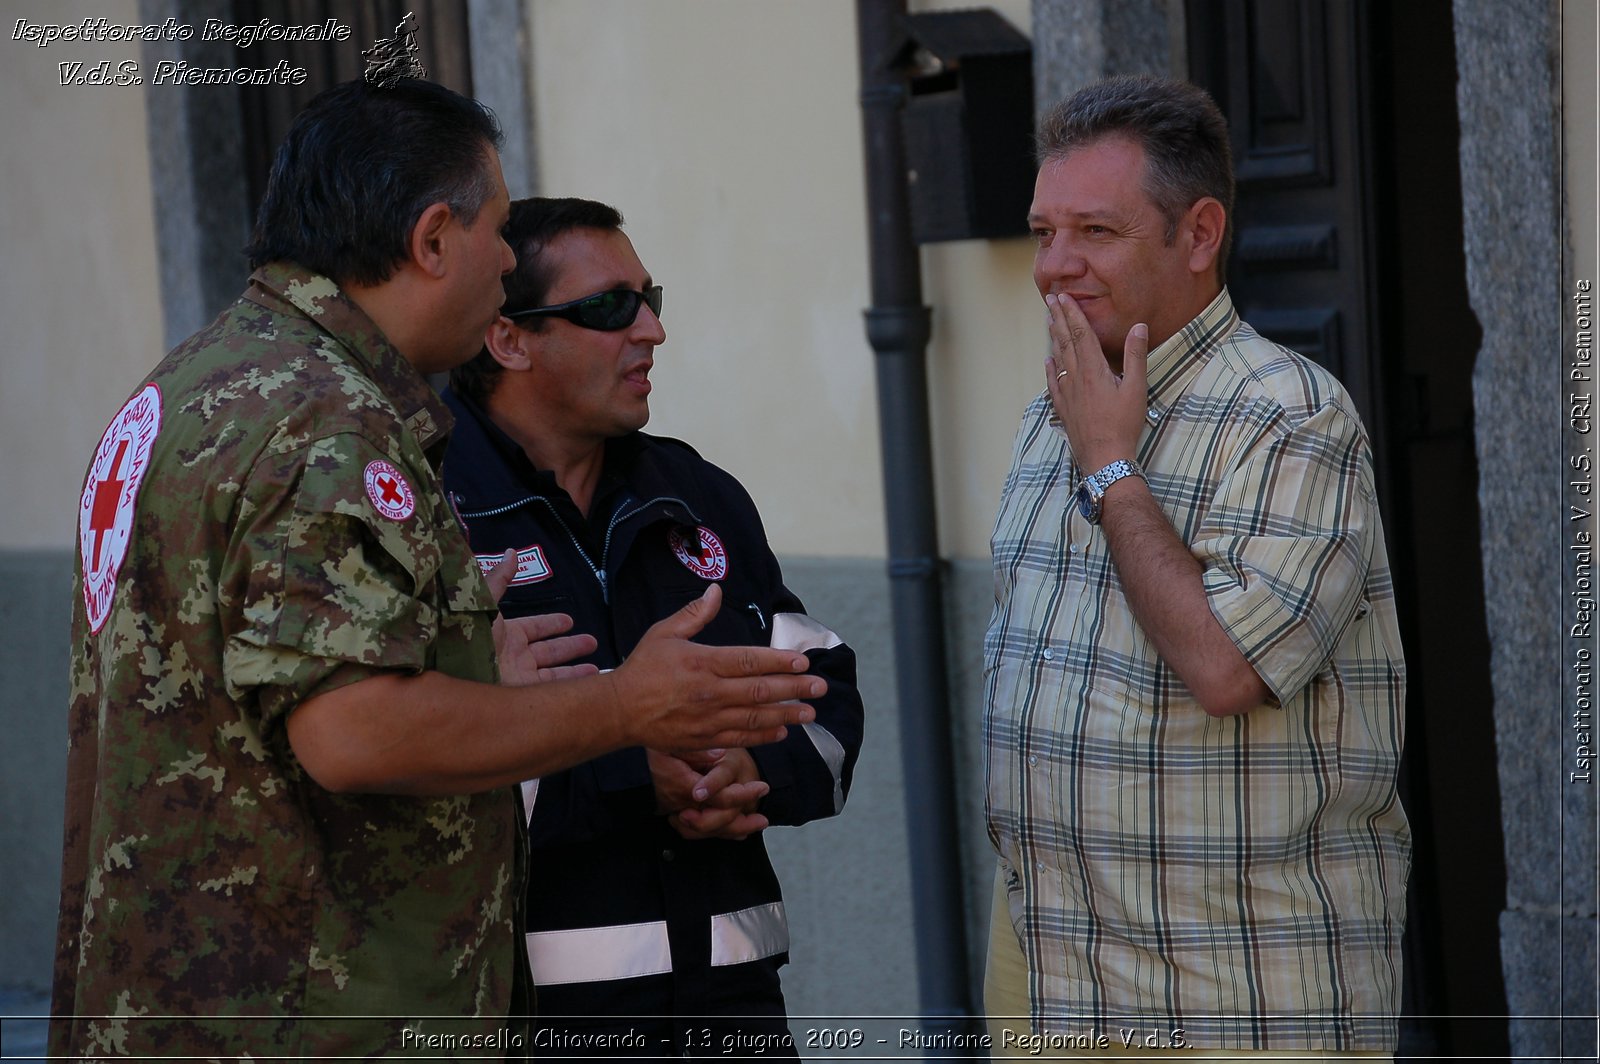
[1037,75,1235,280]
[246,79,503,286]
[448,197,625,406]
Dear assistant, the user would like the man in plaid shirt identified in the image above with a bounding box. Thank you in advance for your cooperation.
[983,75,1410,1058]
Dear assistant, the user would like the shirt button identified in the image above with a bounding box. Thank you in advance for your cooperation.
[1027,755,1039,767]
[1068,544,1080,555]
[1041,647,1055,661]
[661,849,675,862]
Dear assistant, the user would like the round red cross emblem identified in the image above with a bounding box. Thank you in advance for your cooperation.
[364,460,416,521]
[668,525,728,581]
[79,384,162,633]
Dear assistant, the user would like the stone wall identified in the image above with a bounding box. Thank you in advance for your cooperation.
[1454,0,1598,1052]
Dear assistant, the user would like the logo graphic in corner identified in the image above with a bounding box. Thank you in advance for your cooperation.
[475,544,553,586]
[364,460,416,521]
[668,525,729,581]
[79,384,162,633]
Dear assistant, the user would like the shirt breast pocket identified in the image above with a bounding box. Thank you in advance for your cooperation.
[498,584,577,622]
[654,571,767,647]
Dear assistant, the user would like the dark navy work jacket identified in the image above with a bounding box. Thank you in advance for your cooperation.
[441,388,863,1023]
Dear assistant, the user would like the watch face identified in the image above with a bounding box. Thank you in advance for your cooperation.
[1076,481,1097,521]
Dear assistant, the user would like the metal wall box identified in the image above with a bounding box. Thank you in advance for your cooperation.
[897,8,1033,243]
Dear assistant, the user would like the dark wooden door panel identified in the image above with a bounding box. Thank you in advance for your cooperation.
[1189,0,1380,451]
[1188,1,1507,1056]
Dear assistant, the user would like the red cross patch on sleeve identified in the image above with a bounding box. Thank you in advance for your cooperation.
[364,459,417,521]
[79,384,162,633]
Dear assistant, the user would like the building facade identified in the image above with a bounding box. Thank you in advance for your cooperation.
[1,0,1592,1055]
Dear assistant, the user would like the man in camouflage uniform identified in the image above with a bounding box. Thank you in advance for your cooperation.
[52,78,823,1061]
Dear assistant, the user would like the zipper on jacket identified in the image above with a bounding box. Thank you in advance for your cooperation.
[602,495,697,563]
[460,493,700,608]
[596,495,701,609]
[460,493,610,603]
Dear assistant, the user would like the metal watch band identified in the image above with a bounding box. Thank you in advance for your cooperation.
[1076,457,1145,524]
[1090,458,1144,496]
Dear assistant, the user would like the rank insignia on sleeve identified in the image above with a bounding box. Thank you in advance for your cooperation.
[364,459,416,521]
[474,544,552,586]
[79,384,163,633]
[669,525,729,581]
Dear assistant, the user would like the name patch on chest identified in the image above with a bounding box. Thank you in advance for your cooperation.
[668,525,729,581]
[364,460,416,521]
[475,544,553,586]
[79,384,163,633]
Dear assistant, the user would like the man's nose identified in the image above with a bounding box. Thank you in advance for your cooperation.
[1036,237,1086,283]
[632,302,666,345]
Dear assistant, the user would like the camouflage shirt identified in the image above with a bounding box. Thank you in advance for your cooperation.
[52,264,523,1060]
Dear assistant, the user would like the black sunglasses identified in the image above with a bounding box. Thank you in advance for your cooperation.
[503,285,663,331]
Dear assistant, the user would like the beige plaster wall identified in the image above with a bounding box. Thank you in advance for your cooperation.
[0,0,165,551]
[0,0,1048,561]
[528,0,1040,560]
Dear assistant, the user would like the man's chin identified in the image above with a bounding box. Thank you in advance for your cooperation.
[1089,328,1122,358]
[1087,329,1129,371]
[616,407,651,436]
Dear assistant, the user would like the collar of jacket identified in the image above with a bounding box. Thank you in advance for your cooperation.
[440,386,690,519]
[243,262,454,453]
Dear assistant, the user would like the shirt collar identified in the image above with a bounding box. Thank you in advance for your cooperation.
[1143,287,1240,423]
[442,386,644,522]
[243,262,455,452]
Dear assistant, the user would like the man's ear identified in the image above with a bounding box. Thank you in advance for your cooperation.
[1185,197,1226,278]
[485,316,532,371]
[408,202,455,279]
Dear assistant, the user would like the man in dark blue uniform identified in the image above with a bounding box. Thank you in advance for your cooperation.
[443,198,864,1057]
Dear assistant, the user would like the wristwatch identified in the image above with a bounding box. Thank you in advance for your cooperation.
[1075,458,1145,524]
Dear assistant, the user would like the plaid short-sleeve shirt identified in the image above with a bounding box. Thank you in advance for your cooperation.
[983,290,1410,1051]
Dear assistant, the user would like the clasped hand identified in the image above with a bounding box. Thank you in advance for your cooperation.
[650,747,769,842]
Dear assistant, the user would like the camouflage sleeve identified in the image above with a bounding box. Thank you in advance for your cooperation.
[222,431,448,731]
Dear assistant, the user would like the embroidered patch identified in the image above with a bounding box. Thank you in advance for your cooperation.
[475,544,553,586]
[79,384,163,633]
[668,525,728,581]
[364,460,416,521]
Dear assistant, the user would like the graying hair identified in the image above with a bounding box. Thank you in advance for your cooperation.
[1037,75,1235,281]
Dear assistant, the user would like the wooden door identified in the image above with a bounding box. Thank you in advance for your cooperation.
[1187,1,1507,1056]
